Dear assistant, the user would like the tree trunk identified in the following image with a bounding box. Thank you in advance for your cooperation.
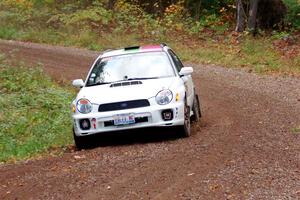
[235,0,246,32]
[195,0,202,20]
[107,0,117,10]
[248,0,259,34]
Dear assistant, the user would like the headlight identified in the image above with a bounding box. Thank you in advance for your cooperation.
[156,90,173,105]
[76,98,92,114]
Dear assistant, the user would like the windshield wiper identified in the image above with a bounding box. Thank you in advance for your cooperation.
[86,82,111,87]
[127,77,159,81]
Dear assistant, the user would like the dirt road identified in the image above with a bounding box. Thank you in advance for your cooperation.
[0,40,300,200]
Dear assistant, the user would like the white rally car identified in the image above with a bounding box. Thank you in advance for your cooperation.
[71,44,201,149]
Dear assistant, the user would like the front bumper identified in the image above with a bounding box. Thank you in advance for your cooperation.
[72,101,185,136]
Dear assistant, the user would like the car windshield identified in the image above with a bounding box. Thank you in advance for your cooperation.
[86,52,175,86]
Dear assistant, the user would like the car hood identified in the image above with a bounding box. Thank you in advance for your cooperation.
[77,77,177,104]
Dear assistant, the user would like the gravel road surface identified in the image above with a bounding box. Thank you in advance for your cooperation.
[0,40,299,200]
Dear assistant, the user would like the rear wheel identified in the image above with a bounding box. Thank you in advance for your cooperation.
[191,94,201,122]
[73,129,87,150]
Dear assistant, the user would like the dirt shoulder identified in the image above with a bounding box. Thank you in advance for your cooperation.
[0,40,299,200]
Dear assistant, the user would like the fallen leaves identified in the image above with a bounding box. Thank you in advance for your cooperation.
[273,38,300,59]
[209,183,222,191]
[74,155,86,160]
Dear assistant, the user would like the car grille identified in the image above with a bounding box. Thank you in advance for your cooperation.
[98,99,150,112]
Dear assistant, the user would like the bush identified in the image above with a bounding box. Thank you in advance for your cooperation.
[283,0,300,29]
[0,61,75,162]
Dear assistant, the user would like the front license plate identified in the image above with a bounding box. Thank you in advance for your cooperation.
[113,114,135,126]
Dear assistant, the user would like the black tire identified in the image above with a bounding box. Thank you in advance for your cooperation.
[191,94,201,122]
[179,101,191,137]
[73,129,87,150]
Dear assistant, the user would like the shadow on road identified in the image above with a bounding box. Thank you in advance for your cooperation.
[78,127,183,150]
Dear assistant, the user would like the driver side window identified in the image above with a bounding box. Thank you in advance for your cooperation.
[168,50,184,72]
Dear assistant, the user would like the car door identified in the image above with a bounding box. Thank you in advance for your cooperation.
[168,49,194,108]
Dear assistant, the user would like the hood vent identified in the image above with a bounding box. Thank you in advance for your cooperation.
[110,81,142,88]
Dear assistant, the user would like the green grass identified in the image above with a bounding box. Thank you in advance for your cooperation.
[2,23,299,75]
[0,60,75,162]
[171,37,300,75]
[0,26,19,40]
[0,1,300,76]
[0,23,299,76]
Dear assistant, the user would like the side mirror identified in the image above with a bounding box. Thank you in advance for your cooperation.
[72,79,84,88]
[179,67,193,76]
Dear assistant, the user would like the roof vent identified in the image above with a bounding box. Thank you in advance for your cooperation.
[124,46,140,51]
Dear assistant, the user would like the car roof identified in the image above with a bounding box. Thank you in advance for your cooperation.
[101,45,166,58]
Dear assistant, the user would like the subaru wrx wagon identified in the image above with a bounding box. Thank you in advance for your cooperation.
[71,44,201,149]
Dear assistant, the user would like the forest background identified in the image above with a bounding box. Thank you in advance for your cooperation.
[0,0,299,74]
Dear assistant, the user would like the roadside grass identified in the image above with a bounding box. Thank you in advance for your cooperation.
[170,37,300,75]
[0,59,75,162]
[0,1,300,76]
[0,26,19,40]
[1,23,299,76]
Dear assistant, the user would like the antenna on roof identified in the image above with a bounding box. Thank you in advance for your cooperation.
[160,43,167,48]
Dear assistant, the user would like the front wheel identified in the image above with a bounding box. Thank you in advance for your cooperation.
[73,129,87,150]
[178,101,191,137]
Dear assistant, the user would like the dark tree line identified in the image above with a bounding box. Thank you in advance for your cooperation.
[106,0,232,15]
[107,0,290,33]
[236,0,287,34]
